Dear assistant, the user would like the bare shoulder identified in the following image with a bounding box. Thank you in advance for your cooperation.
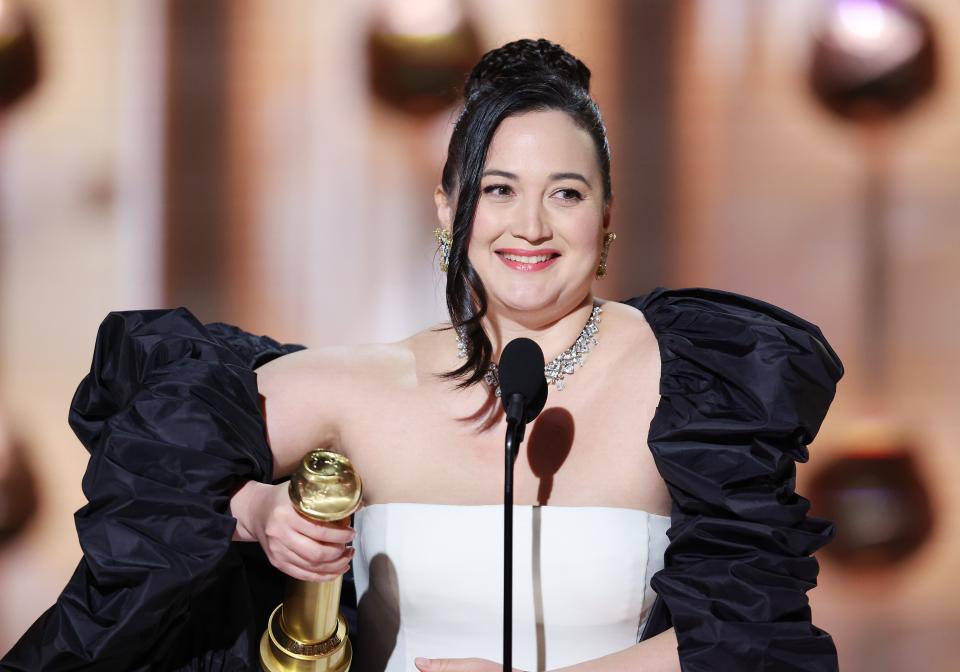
[255,340,417,389]
[595,298,658,355]
[589,298,661,408]
[253,338,421,478]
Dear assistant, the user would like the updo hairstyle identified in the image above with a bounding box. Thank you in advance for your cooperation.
[440,38,612,388]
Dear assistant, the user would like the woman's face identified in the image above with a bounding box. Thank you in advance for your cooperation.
[441,109,608,322]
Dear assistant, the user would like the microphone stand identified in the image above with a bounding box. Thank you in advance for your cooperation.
[503,394,526,672]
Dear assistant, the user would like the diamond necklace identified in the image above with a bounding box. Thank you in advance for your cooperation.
[456,303,603,396]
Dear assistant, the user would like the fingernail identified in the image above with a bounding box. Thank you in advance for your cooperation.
[414,657,430,670]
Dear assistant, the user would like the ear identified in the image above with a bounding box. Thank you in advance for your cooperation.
[434,185,453,233]
[602,201,612,230]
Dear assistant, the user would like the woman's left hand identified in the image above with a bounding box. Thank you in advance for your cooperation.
[414,657,524,672]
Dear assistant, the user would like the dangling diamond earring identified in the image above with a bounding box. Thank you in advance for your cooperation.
[434,227,452,273]
[596,231,616,279]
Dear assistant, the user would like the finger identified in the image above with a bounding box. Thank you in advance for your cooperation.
[277,547,353,579]
[288,543,353,572]
[286,532,351,565]
[281,562,350,583]
[282,542,354,574]
[288,514,356,545]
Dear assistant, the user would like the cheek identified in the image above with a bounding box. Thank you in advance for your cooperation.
[469,216,493,244]
[469,204,502,243]
[465,211,501,261]
[563,213,604,256]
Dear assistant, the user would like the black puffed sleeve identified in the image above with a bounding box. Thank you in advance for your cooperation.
[627,288,843,672]
[1,308,304,672]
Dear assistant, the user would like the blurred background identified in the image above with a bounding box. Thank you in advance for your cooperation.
[1,0,958,669]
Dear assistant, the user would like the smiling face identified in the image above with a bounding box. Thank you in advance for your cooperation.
[438,109,608,324]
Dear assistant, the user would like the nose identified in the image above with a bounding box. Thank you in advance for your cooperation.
[510,198,551,244]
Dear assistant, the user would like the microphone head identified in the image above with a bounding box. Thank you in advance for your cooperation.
[499,337,548,423]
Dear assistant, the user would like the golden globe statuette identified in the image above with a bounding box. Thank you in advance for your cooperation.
[260,450,362,672]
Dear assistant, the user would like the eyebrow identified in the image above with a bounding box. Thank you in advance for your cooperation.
[481,169,593,188]
[482,169,517,180]
[549,172,593,188]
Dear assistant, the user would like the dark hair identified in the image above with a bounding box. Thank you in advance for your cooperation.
[439,38,612,388]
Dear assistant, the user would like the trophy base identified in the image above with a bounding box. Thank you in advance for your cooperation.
[259,605,352,672]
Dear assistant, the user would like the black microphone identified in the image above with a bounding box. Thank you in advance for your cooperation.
[498,337,548,439]
[497,337,547,672]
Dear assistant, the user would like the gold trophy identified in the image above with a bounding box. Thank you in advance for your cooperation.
[260,450,362,672]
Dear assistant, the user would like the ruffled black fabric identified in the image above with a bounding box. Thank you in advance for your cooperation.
[630,288,842,671]
[1,308,304,671]
[2,288,842,671]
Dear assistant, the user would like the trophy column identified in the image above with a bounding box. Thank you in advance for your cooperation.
[260,450,362,672]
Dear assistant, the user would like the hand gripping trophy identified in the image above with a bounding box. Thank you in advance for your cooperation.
[260,451,362,672]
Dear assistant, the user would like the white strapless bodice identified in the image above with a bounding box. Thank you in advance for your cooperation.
[351,504,671,672]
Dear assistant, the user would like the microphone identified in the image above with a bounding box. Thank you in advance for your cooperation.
[498,337,548,441]
[497,337,547,672]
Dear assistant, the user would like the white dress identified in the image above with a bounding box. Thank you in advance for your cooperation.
[351,503,671,672]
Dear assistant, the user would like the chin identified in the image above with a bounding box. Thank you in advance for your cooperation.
[490,287,575,318]
[495,298,556,316]
[478,266,593,318]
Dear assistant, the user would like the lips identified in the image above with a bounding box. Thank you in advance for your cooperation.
[495,248,561,272]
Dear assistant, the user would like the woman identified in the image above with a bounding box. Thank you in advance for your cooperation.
[1,40,842,672]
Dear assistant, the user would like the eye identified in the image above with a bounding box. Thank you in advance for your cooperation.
[554,188,584,202]
[482,184,513,198]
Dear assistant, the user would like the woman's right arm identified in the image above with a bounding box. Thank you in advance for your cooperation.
[230,347,356,582]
